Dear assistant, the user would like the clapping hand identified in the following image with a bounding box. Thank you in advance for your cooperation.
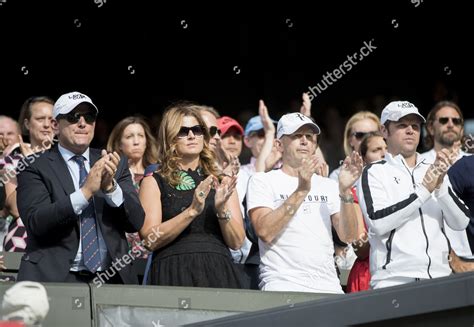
[100,150,120,192]
[299,92,311,117]
[214,175,237,210]
[297,155,320,192]
[190,175,214,215]
[338,151,363,192]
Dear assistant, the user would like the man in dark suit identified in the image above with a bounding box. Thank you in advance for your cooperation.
[16,91,145,284]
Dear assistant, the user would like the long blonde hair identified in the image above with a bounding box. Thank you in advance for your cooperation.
[343,111,380,156]
[157,102,218,186]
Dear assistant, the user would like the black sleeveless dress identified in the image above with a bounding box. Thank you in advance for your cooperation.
[149,168,242,288]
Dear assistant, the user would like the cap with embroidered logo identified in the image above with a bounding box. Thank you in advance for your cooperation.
[53,91,98,119]
[380,101,426,125]
[277,113,321,139]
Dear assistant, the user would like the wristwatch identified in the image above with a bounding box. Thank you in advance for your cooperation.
[216,209,232,222]
[104,179,118,194]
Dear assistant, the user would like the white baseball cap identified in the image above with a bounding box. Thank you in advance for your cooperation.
[53,91,98,119]
[1,281,50,325]
[380,101,426,125]
[277,113,321,139]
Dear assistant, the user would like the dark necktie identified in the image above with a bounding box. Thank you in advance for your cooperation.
[72,155,101,273]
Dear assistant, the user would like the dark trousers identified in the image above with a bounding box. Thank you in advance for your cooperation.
[65,270,123,284]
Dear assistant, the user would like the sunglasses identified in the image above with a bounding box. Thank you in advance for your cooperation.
[177,125,204,138]
[57,111,97,124]
[209,126,221,137]
[351,131,374,140]
[438,117,463,126]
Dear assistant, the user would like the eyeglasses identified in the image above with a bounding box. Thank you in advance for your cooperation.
[209,126,221,137]
[177,125,204,138]
[352,131,372,140]
[57,111,97,124]
[438,117,463,126]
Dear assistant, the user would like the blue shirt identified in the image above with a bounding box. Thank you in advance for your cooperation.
[58,144,124,271]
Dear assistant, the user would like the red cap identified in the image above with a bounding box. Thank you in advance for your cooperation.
[217,116,244,136]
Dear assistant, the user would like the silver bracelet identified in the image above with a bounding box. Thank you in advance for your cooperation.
[339,193,354,204]
[216,209,232,222]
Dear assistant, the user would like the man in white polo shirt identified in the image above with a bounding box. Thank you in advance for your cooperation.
[247,112,362,293]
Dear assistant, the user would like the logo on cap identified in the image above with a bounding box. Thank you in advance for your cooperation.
[398,102,414,108]
[68,94,86,100]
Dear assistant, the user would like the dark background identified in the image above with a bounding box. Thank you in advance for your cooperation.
[0,0,470,168]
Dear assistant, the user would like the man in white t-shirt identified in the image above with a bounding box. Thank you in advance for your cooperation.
[247,112,362,293]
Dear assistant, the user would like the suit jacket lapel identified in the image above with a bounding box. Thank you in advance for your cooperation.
[89,148,101,167]
[48,146,75,195]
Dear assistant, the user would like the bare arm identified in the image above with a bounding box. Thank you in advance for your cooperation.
[333,152,363,243]
[250,156,320,244]
[255,100,277,172]
[351,204,370,259]
[4,181,19,218]
[250,189,309,244]
[214,176,245,249]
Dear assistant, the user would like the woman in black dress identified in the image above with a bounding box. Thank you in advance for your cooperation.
[139,103,245,288]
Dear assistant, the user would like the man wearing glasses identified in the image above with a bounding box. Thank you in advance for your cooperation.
[420,101,469,163]
[16,91,145,284]
[420,101,473,272]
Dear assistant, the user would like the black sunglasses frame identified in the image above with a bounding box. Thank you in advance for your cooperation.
[57,111,97,124]
[177,125,205,138]
[438,117,463,126]
[352,131,370,140]
[209,126,221,137]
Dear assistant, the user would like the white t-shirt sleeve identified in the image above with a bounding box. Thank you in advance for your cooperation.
[246,172,274,214]
[326,179,340,216]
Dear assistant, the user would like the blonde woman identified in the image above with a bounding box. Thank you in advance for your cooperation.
[329,111,380,181]
[139,103,244,287]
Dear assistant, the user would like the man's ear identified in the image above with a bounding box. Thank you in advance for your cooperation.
[52,119,59,134]
[275,138,283,152]
[381,124,389,139]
